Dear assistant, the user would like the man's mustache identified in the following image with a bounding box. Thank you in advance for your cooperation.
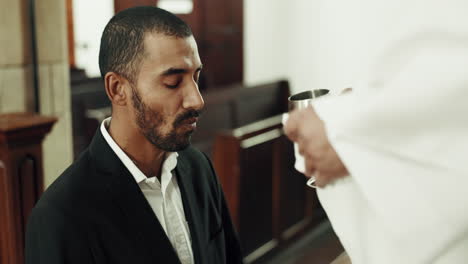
[174,109,203,126]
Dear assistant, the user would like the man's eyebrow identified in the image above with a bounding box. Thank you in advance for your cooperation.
[160,65,203,76]
[161,68,187,76]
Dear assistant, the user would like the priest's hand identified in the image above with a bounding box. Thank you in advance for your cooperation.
[284,107,349,188]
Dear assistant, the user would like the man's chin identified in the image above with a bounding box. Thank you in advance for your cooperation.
[169,141,191,152]
[174,144,190,152]
[157,135,192,152]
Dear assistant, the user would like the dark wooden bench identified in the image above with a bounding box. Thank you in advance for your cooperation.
[192,80,290,157]
[71,77,109,158]
[212,114,326,263]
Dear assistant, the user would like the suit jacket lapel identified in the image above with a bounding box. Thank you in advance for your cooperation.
[112,177,181,263]
[175,157,203,264]
[88,128,181,263]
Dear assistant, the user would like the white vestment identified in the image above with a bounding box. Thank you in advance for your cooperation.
[312,35,468,263]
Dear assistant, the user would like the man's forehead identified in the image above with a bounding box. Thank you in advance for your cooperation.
[141,32,199,67]
[144,33,198,60]
[143,32,196,53]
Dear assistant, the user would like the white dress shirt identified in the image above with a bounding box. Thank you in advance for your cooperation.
[100,117,194,264]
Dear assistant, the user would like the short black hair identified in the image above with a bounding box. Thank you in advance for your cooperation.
[99,6,192,83]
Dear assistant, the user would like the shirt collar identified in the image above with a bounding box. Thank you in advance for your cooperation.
[100,117,178,185]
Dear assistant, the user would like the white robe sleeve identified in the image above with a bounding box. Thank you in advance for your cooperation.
[313,41,468,263]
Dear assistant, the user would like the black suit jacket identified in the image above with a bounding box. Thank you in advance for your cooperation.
[25,129,243,264]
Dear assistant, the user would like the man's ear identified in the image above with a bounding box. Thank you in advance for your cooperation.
[104,72,129,106]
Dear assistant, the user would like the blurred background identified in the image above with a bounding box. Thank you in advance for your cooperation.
[1,0,467,263]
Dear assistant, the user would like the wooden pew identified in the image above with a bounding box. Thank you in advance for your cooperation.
[0,113,56,264]
[232,80,289,126]
[192,80,290,158]
[213,114,325,263]
[71,77,109,158]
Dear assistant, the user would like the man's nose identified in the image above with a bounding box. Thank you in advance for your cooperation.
[182,83,204,110]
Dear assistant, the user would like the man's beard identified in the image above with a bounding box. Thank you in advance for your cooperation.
[130,86,201,152]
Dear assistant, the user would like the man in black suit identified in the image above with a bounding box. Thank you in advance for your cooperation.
[25,6,243,264]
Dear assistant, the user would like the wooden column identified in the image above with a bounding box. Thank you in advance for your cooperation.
[0,113,56,264]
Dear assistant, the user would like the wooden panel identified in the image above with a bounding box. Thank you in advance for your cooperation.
[0,156,22,264]
[114,0,155,13]
[66,0,75,67]
[277,136,308,237]
[234,80,289,126]
[213,112,326,263]
[213,135,240,228]
[202,0,243,86]
[0,146,45,264]
[239,141,275,255]
[19,156,39,235]
[193,102,233,142]
[0,113,56,264]
[71,77,109,157]
[190,83,241,156]
[0,160,9,264]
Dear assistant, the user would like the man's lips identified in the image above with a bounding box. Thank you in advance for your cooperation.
[181,117,198,128]
[184,117,198,124]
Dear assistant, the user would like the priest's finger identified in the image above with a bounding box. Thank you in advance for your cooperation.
[304,155,317,177]
[314,173,328,188]
[284,110,301,141]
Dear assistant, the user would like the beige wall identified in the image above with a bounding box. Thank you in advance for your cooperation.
[245,0,468,94]
[0,0,73,187]
[36,0,73,187]
[0,0,33,112]
[243,0,289,87]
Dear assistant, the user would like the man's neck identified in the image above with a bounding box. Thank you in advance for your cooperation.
[108,116,166,180]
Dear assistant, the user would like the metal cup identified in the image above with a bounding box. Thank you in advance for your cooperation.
[287,89,330,188]
[288,89,330,110]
